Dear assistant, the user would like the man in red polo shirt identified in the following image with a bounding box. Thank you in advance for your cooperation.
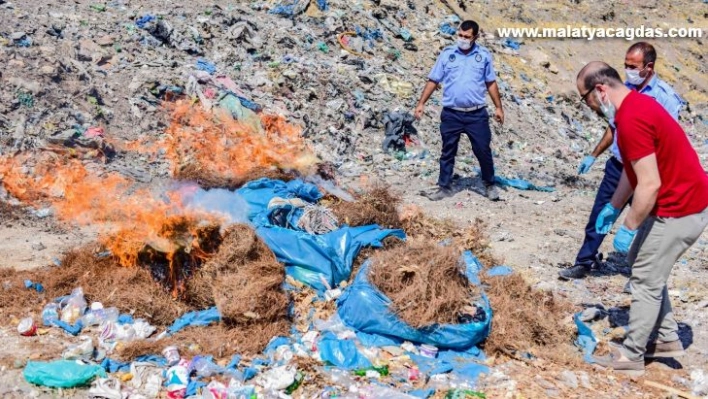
[576,61,708,376]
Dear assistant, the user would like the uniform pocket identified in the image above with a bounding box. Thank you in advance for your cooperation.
[444,64,462,82]
[469,65,486,83]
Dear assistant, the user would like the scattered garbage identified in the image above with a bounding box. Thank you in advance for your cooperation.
[17,317,37,336]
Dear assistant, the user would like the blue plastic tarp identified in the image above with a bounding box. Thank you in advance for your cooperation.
[196,58,216,75]
[502,38,521,50]
[336,258,491,350]
[486,265,513,277]
[136,15,155,29]
[409,389,436,398]
[168,307,221,334]
[495,175,555,192]
[318,333,372,370]
[101,358,131,373]
[316,0,328,11]
[409,346,485,377]
[236,178,322,226]
[257,225,405,293]
[574,312,598,363]
[269,0,309,17]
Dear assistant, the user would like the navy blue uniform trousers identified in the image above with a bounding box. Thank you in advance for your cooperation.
[438,107,494,189]
[575,156,628,266]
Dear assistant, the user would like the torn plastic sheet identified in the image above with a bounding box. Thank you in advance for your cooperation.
[471,168,555,192]
[257,224,405,293]
[24,360,107,388]
[574,312,598,363]
[167,307,221,335]
[485,265,513,277]
[495,175,555,192]
[336,255,491,350]
[318,332,372,370]
[409,346,486,377]
[236,178,322,225]
[269,0,311,17]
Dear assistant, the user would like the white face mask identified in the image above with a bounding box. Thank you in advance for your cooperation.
[625,68,645,86]
[457,38,472,51]
[595,91,616,121]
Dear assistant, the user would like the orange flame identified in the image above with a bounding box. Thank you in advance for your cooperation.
[0,102,318,295]
[163,101,318,181]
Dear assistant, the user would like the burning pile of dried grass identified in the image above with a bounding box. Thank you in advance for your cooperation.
[176,164,297,191]
[328,184,402,229]
[369,239,477,328]
[0,245,188,325]
[165,102,317,189]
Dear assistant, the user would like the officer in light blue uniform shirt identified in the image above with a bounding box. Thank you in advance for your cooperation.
[415,20,504,201]
[560,41,685,281]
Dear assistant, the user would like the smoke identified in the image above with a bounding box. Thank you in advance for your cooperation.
[306,175,354,202]
[178,184,250,225]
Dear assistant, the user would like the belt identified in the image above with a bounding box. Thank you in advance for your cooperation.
[447,105,487,112]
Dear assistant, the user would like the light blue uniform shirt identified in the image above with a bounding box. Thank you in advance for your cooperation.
[428,44,497,108]
[610,74,685,162]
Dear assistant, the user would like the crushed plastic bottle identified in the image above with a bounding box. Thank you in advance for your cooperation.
[60,288,87,324]
[41,303,60,326]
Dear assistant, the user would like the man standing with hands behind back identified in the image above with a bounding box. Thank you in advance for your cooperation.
[414,20,504,202]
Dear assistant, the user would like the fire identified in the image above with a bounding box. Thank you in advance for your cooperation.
[0,102,318,295]
[163,101,318,182]
[0,153,219,294]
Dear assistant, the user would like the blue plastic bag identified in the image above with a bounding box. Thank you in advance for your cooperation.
[136,14,155,29]
[495,175,555,192]
[318,333,372,370]
[24,360,106,388]
[486,265,513,277]
[237,178,322,225]
[257,225,405,293]
[574,312,598,363]
[196,58,217,75]
[337,259,491,350]
[168,307,221,334]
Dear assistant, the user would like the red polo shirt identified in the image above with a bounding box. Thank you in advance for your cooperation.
[615,90,708,217]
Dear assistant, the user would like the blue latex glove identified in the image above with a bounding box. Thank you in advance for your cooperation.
[577,155,596,175]
[614,225,637,254]
[595,203,620,234]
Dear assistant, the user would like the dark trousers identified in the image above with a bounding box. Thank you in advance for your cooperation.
[438,107,494,189]
[575,157,627,266]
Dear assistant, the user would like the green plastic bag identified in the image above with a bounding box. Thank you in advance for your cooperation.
[24,360,107,388]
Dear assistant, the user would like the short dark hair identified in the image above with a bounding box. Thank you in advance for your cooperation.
[627,42,657,66]
[459,20,479,36]
[578,62,623,91]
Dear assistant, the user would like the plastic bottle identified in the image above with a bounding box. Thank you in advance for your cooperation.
[41,303,60,326]
[191,356,222,378]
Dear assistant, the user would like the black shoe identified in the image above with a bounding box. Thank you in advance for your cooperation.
[558,264,590,280]
[623,279,632,294]
[592,253,604,269]
[425,187,453,201]
[485,184,500,201]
